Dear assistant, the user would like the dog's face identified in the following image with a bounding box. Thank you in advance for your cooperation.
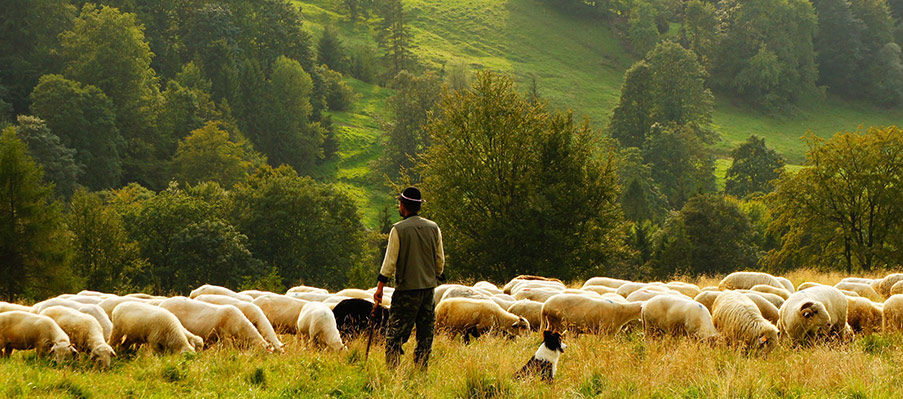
[542,330,565,353]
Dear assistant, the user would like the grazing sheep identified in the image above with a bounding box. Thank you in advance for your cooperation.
[890,281,903,297]
[125,293,157,300]
[580,286,618,295]
[436,298,530,342]
[194,295,285,352]
[718,272,783,291]
[189,285,253,302]
[601,293,629,303]
[615,282,651,298]
[701,286,720,292]
[0,311,77,362]
[65,296,103,305]
[502,276,564,295]
[510,281,566,297]
[490,295,516,310]
[331,298,389,339]
[750,284,791,300]
[711,291,778,350]
[288,292,332,302]
[776,277,795,293]
[29,298,113,342]
[286,285,330,295]
[846,297,884,334]
[109,302,194,354]
[507,300,544,331]
[743,293,780,325]
[582,277,631,290]
[796,282,825,291]
[434,284,463,304]
[98,296,151,318]
[541,294,643,334]
[335,289,391,307]
[840,277,875,285]
[665,282,701,298]
[875,274,903,298]
[0,302,33,313]
[296,302,346,351]
[778,286,849,344]
[882,295,903,332]
[76,290,110,297]
[39,306,115,368]
[642,295,719,341]
[33,297,91,313]
[441,286,490,302]
[513,288,562,303]
[473,281,502,295]
[626,288,679,302]
[834,282,882,302]
[252,295,309,333]
[740,291,785,309]
[159,297,272,351]
[238,290,278,299]
[694,291,721,313]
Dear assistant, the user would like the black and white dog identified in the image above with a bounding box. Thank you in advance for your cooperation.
[515,330,566,382]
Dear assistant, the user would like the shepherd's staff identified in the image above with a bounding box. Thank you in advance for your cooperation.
[365,300,381,360]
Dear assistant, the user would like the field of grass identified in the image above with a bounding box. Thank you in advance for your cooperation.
[3,269,903,398]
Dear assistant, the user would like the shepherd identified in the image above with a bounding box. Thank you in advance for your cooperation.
[373,187,446,370]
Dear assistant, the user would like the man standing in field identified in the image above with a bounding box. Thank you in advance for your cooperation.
[373,187,445,370]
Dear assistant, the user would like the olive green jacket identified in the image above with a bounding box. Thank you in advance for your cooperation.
[378,215,445,291]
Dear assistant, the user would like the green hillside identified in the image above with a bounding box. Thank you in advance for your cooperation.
[300,0,903,226]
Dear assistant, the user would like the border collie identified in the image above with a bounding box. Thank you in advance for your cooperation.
[515,330,566,382]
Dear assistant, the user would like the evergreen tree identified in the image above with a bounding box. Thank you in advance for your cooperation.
[378,70,441,180]
[376,0,414,77]
[812,0,865,96]
[0,128,74,300]
[317,26,347,73]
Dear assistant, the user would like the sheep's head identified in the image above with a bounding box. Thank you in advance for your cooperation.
[51,342,77,363]
[799,301,830,328]
[511,317,530,333]
[91,344,116,368]
[756,328,778,351]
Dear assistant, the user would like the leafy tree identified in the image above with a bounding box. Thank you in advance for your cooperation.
[266,56,321,173]
[375,0,414,78]
[647,194,758,277]
[812,0,865,96]
[682,0,719,68]
[418,71,627,282]
[444,59,471,91]
[316,65,357,112]
[14,115,81,198]
[169,219,264,292]
[231,165,369,289]
[318,26,347,73]
[724,135,785,198]
[378,70,441,180]
[609,41,713,149]
[868,43,903,106]
[643,123,716,209]
[628,1,661,56]
[173,122,265,188]
[59,4,162,187]
[0,0,75,114]
[618,147,669,223]
[182,2,240,103]
[0,128,74,300]
[766,126,903,273]
[29,74,122,190]
[711,0,818,111]
[69,189,146,293]
[850,0,903,105]
[349,44,379,83]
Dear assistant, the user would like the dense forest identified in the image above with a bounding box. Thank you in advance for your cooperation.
[1,0,902,300]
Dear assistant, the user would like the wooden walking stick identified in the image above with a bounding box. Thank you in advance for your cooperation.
[365,300,380,360]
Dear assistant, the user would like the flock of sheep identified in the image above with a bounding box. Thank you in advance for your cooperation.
[3,271,903,369]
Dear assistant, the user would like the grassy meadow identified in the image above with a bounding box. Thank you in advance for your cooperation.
[4,269,903,398]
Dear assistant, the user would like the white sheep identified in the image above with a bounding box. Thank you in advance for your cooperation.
[98,296,151,318]
[749,284,791,300]
[158,297,272,351]
[252,295,309,333]
[296,302,346,351]
[776,277,795,293]
[28,297,113,342]
[510,281,566,297]
[194,294,284,352]
[507,300,544,331]
[711,291,778,350]
[0,311,77,362]
[580,286,618,295]
[286,285,330,295]
[189,284,253,302]
[490,295,516,310]
[665,282,701,298]
[740,290,785,309]
[882,294,903,332]
[541,293,643,334]
[890,281,903,297]
[796,282,824,291]
[39,306,115,368]
[473,281,503,295]
[694,291,721,312]
[846,296,883,334]
[626,288,682,302]
[615,282,652,298]
[582,277,631,290]
[109,302,194,354]
[0,301,33,313]
[238,290,279,299]
[778,286,849,344]
[502,276,564,295]
[288,292,333,302]
[441,286,491,302]
[840,277,875,285]
[834,282,883,302]
[718,271,784,291]
[874,274,903,298]
[65,296,103,305]
[512,287,562,303]
[436,298,530,342]
[695,291,779,324]
[642,295,719,341]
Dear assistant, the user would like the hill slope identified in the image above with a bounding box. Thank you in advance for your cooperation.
[300,0,903,226]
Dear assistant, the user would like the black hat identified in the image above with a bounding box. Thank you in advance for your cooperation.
[398,187,424,203]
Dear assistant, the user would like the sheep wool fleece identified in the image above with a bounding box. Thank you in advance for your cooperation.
[385,288,435,368]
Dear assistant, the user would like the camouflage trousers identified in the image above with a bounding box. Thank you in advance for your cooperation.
[385,288,435,369]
